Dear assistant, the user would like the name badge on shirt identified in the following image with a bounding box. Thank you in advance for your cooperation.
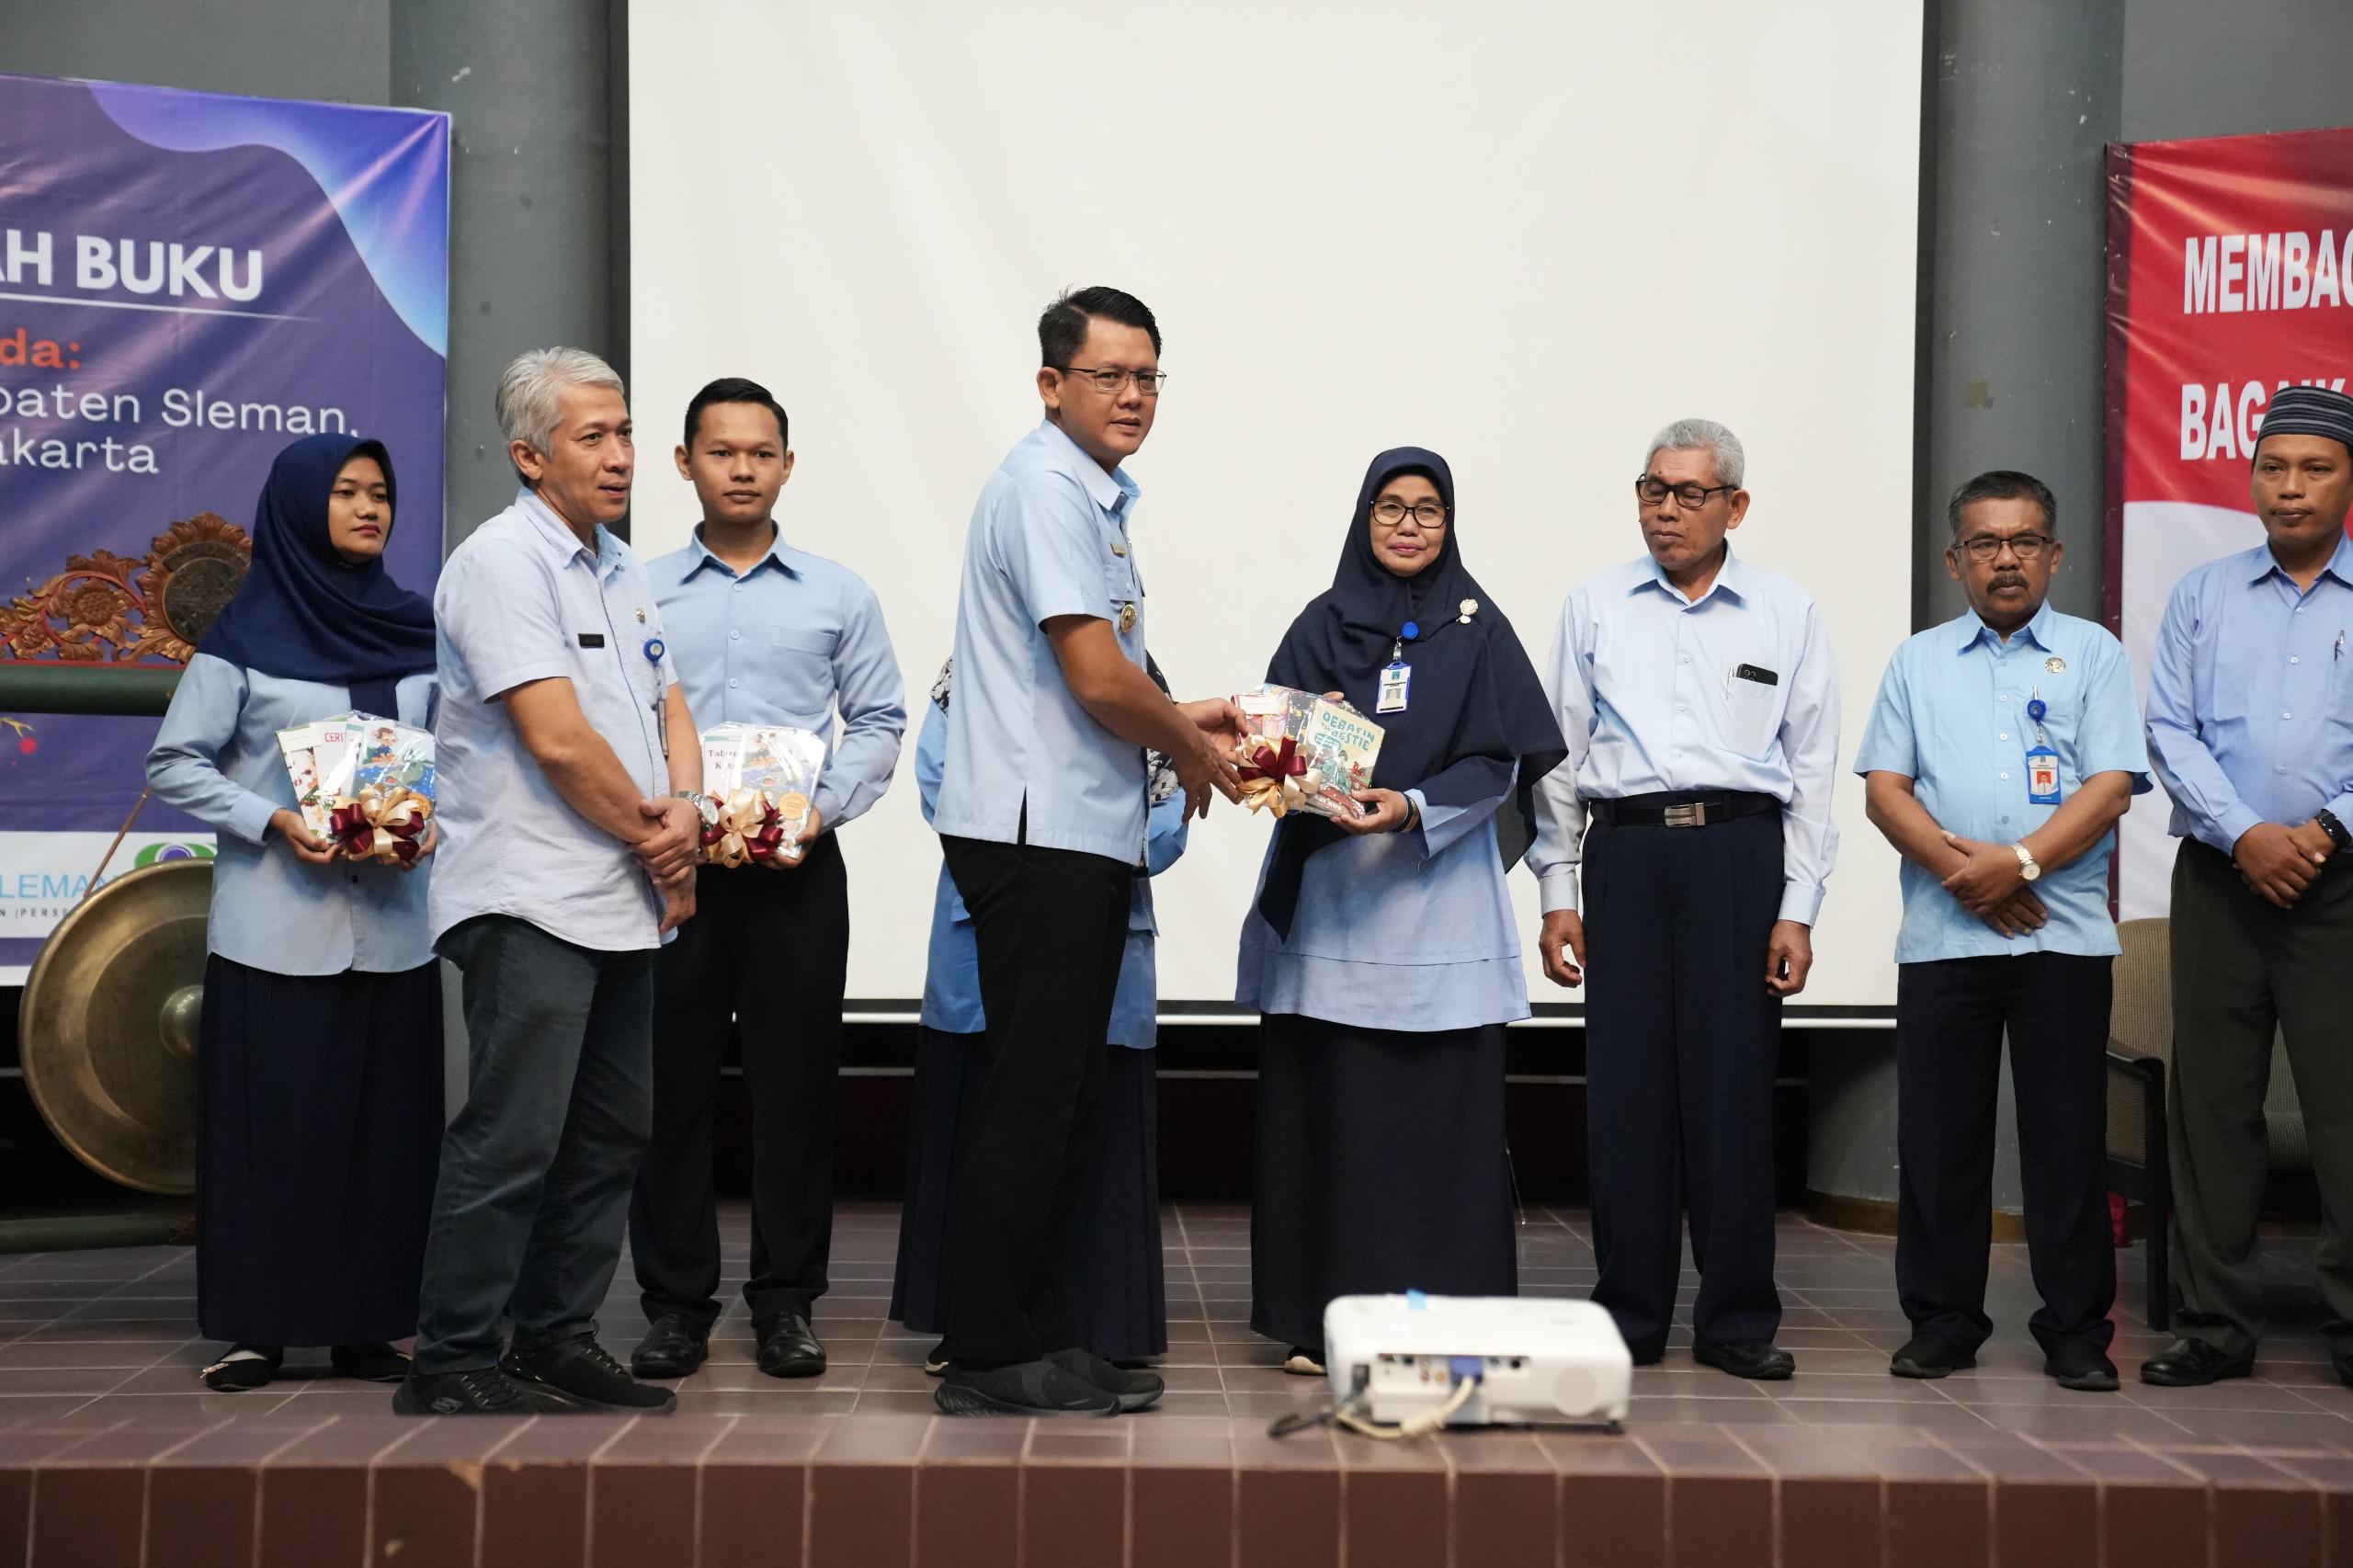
[2024,695,2061,805]
[1377,661,1412,714]
[578,632,606,648]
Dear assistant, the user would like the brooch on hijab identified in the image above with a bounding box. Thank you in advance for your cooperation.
[1458,597,1479,625]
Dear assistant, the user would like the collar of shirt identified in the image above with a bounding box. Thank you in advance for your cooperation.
[1033,417,1140,519]
[681,521,800,584]
[513,486,625,577]
[1954,597,2058,655]
[1631,542,1752,608]
[2243,530,2353,591]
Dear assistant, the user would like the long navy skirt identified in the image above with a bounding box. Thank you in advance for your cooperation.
[890,1028,1166,1361]
[196,954,444,1346]
[1249,1013,1517,1357]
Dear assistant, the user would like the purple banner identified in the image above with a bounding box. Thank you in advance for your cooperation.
[0,74,448,972]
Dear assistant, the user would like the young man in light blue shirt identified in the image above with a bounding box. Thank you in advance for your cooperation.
[2139,384,2353,1391]
[930,287,1242,1417]
[1857,470,2149,1393]
[628,378,905,1385]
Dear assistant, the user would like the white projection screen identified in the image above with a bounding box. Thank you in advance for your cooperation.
[630,0,1923,1015]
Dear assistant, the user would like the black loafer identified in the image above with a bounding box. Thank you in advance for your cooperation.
[1693,1337,1796,1381]
[1890,1334,1975,1380]
[1047,1346,1163,1413]
[934,1358,1120,1417]
[755,1312,827,1379]
[2138,1338,2254,1387]
[2044,1340,2120,1392]
[200,1345,282,1392]
[924,1340,949,1377]
[505,1332,677,1412]
[631,1313,710,1380]
[331,1342,413,1383]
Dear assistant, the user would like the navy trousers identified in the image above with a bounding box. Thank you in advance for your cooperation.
[1582,808,1785,1360]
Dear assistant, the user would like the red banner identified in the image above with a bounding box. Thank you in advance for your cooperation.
[2103,126,2353,915]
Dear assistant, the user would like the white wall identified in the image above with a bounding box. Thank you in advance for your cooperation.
[630,0,1922,1008]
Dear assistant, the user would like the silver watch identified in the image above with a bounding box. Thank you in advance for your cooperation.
[2011,843,2042,882]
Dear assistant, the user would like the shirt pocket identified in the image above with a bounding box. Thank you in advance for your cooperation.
[1722,672,1783,760]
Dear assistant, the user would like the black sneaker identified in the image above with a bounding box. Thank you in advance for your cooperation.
[504,1333,678,1413]
[1046,1346,1164,1413]
[935,1358,1120,1417]
[393,1367,576,1415]
[1889,1334,1974,1380]
[631,1313,710,1380]
[2043,1340,2120,1392]
[331,1343,412,1383]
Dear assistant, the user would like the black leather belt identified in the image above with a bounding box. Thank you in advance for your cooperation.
[1588,790,1778,828]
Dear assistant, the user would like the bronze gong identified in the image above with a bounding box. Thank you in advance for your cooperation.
[18,858,211,1195]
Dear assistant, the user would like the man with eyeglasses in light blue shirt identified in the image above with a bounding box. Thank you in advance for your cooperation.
[1857,470,2150,1395]
[626,377,905,1388]
[2139,383,2353,1392]
[928,286,1243,1418]
[1526,417,1841,1383]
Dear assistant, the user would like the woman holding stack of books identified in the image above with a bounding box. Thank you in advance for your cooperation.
[148,432,442,1392]
[1236,447,1566,1376]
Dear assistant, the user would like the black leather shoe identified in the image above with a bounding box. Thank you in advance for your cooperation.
[1693,1337,1796,1381]
[631,1314,710,1380]
[1047,1346,1163,1413]
[331,1343,413,1383]
[2044,1340,2120,1392]
[755,1312,827,1379]
[1889,1334,1975,1380]
[924,1341,949,1377]
[505,1333,678,1412]
[2138,1338,2254,1387]
[935,1358,1119,1417]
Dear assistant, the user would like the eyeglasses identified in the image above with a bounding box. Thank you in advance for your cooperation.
[1954,532,2052,562]
[1058,366,1168,396]
[1634,476,1737,508]
[1370,500,1449,528]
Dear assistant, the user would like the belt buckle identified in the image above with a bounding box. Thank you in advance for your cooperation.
[1663,801,1706,828]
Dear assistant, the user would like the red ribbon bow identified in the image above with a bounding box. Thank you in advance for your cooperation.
[1239,735,1304,781]
[701,790,787,867]
[329,788,428,864]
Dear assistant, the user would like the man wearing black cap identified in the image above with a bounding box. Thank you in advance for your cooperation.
[2142,383,2353,1389]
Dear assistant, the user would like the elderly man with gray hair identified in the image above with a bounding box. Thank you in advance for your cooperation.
[394,347,704,1416]
[1525,418,1841,1381]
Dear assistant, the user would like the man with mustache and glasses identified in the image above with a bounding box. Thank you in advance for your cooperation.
[1856,470,2149,1393]
[1527,417,1841,1382]
[2141,384,2353,1391]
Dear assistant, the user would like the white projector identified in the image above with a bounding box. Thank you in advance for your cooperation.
[1323,1293,1632,1428]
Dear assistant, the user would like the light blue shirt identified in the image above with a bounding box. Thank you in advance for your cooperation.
[646,525,905,831]
[2145,534,2353,854]
[147,654,437,975]
[1236,777,1528,1032]
[1526,548,1843,924]
[915,695,1186,1046]
[428,488,679,951]
[934,419,1150,864]
[1854,603,2152,963]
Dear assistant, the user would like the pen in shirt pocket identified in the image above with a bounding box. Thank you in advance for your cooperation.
[2336,630,2346,662]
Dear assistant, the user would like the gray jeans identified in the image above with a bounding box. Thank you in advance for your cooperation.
[412,914,655,1374]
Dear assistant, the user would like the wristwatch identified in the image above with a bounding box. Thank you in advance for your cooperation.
[2319,810,2351,852]
[2011,843,2042,882]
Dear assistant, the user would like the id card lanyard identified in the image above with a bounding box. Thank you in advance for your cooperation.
[1379,620,1417,714]
[2024,690,2061,805]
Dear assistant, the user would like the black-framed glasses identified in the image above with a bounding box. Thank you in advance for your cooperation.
[1955,532,2052,562]
[1058,365,1168,396]
[1634,475,1736,508]
[1370,499,1449,527]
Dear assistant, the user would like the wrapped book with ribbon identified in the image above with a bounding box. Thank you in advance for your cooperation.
[1233,686,1384,820]
[698,722,826,864]
[277,711,437,861]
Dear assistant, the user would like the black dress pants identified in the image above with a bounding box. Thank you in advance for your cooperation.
[938,835,1130,1367]
[1893,951,2117,1357]
[1583,808,1784,1360]
[630,837,851,1328]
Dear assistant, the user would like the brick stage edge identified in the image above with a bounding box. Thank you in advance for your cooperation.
[1,1201,2349,1567]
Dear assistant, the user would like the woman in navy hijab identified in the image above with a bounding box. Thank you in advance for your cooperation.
[147,432,442,1392]
[1237,447,1565,1374]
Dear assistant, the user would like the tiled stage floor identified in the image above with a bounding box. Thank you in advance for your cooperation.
[2,1201,2351,1566]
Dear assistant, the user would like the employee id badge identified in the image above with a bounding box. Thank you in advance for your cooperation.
[1377,660,1412,714]
[2025,744,2062,805]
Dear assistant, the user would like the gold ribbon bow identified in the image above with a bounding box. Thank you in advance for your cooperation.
[328,786,430,865]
